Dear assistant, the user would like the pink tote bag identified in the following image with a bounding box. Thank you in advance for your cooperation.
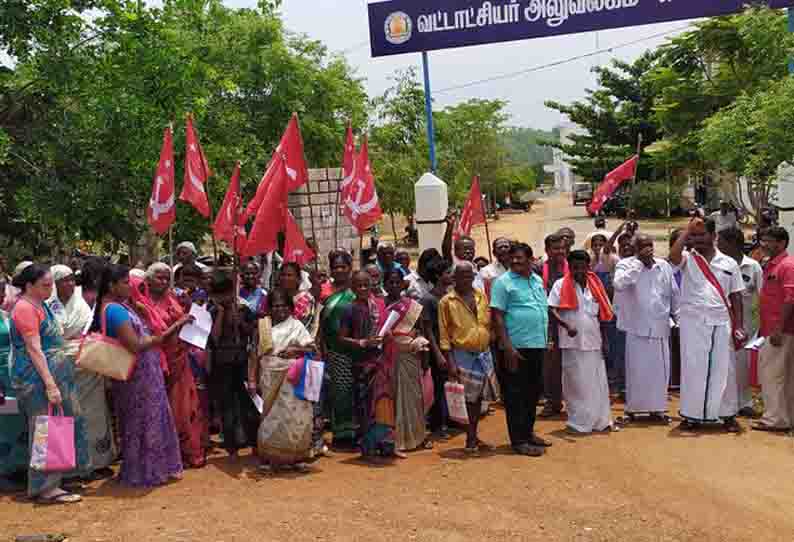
[29,404,76,472]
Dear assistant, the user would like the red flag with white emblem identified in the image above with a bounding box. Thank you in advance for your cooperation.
[147,126,176,235]
[341,137,382,234]
[243,154,290,257]
[283,210,316,266]
[455,176,486,239]
[244,114,308,220]
[587,155,638,216]
[338,124,356,202]
[213,161,247,254]
[179,116,212,217]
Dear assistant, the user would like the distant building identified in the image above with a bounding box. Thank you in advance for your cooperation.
[545,123,584,192]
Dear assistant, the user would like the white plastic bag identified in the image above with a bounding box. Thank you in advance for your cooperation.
[444,381,469,425]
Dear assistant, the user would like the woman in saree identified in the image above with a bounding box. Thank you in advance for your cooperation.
[10,264,88,504]
[318,251,357,449]
[93,264,186,487]
[382,269,432,453]
[141,263,206,468]
[339,271,398,460]
[279,262,316,333]
[0,278,29,490]
[249,289,316,471]
[50,264,116,480]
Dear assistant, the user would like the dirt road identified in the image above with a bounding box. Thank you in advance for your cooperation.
[3,195,791,542]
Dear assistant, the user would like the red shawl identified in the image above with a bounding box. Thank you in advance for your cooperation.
[557,271,614,322]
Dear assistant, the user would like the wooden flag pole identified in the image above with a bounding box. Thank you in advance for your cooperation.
[334,166,341,250]
[190,113,219,265]
[168,226,175,287]
[628,132,643,215]
[480,178,493,261]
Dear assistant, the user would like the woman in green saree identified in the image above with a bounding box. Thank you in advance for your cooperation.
[319,251,356,449]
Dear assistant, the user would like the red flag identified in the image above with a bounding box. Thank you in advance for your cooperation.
[338,124,356,201]
[147,126,176,235]
[455,176,486,239]
[341,137,382,234]
[283,210,316,266]
[244,114,308,219]
[180,116,212,217]
[213,161,247,254]
[244,155,289,257]
[587,155,639,215]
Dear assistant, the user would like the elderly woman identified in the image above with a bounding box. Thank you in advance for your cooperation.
[93,265,185,487]
[0,278,28,489]
[50,265,116,480]
[140,263,206,468]
[250,289,316,471]
[10,264,89,504]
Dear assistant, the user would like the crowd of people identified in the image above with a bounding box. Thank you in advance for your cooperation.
[1,212,793,505]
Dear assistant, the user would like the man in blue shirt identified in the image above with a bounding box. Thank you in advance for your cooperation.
[491,242,550,457]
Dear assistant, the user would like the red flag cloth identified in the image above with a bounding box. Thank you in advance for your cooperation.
[341,137,382,234]
[244,154,289,257]
[180,116,212,217]
[283,210,316,266]
[147,126,176,235]
[339,124,356,201]
[213,161,248,254]
[244,114,308,219]
[455,176,486,239]
[587,155,639,215]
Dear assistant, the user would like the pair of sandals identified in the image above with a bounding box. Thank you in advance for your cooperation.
[36,489,81,505]
[464,439,495,456]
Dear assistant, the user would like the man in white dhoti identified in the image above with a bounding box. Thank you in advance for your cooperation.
[717,227,763,417]
[613,234,679,423]
[548,250,617,434]
[670,217,746,432]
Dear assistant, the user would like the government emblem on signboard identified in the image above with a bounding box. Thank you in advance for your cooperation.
[385,12,412,44]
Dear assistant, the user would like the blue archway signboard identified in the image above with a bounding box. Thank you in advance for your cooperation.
[368,0,794,57]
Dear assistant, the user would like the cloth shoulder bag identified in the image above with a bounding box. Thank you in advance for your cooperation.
[77,304,137,381]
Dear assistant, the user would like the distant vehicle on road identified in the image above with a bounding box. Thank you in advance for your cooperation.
[572,182,593,206]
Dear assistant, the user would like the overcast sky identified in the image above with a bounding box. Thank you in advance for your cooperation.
[260,0,693,130]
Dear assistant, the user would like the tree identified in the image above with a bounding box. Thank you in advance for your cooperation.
[545,51,662,184]
[0,0,367,261]
[700,76,794,212]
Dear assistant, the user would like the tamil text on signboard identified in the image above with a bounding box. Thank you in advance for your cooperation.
[368,0,794,57]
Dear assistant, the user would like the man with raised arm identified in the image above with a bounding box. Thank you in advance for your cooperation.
[613,233,679,423]
[669,217,746,432]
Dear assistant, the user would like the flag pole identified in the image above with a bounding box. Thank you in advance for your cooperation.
[231,163,241,345]
[190,113,219,265]
[628,133,643,215]
[296,114,319,272]
[479,176,493,261]
[333,166,341,250]
[168,226,175,288]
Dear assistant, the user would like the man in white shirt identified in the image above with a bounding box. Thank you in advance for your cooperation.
[718,226,763,417]
[548,250,615,434]
[669,217,746,432]
[613,234,679,422]
[477,237,512,297]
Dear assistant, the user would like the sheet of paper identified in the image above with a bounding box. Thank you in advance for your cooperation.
[179,303,213,350]
[378,311,401,337]
[745,335,765,351]
[250,392,264,414]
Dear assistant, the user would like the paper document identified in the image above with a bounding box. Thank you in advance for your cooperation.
[745,335,766,351]
[378,311,401,337]
[250,392,264,414]
[179,303,213,350]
